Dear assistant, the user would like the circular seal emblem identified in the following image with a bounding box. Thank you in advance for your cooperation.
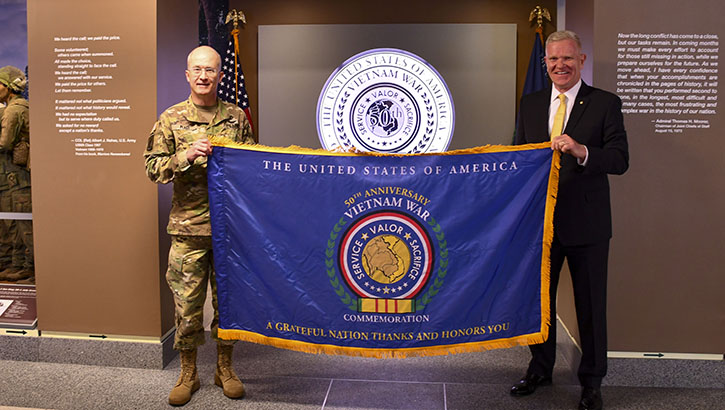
[338,211,434,299]
[317,48,455,153]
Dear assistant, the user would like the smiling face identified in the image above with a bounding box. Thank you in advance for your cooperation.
[545,38,586,93]
[185,46,223,105]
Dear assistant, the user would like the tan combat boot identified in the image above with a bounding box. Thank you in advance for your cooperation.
[5,269,32,281]
[0,267,22,281]
[16,275,35,285]
[168,349,200,406]
[214,344,245,399]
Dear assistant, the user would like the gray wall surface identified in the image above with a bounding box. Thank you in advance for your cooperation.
[258,24,516,150]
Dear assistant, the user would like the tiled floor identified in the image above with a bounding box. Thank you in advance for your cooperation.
[0,337,723,410]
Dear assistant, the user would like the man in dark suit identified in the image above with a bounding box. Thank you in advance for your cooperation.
[511,30,629,410]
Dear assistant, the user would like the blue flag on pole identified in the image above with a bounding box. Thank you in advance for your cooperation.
[209,142,559,358]
[522,31,548,97]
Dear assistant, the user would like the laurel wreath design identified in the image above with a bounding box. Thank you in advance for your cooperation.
[334,92,352,148]
[415,216,449,311]
[325,217,358,311]
[411,92,437,153]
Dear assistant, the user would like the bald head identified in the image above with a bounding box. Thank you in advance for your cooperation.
[187,46,221,71]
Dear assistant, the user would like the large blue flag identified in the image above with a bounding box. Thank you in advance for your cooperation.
[209,142,559,358]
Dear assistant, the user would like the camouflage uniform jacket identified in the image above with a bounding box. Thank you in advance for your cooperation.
[144,96,254,236]
[0,98,30,190]
[0,97,29,152]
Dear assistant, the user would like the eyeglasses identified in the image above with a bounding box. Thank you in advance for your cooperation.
[188,66,218,77]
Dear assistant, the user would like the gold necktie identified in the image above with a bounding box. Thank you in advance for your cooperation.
[550,93,567,139]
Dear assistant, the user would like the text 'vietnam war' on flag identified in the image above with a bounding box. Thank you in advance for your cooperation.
[208,142,559,358]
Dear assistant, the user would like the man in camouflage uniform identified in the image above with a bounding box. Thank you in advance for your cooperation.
[144,46,254,406]
[0,104,11,280]
[0,66,33,284]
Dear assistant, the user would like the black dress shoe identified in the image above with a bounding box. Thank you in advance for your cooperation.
[510,373,552,396]
[579,387,603,410]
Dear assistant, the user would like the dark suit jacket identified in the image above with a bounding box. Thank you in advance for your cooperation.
[515,82,629,246]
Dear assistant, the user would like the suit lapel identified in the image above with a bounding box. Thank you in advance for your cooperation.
[533,87,552,141]
[564,82,592,135]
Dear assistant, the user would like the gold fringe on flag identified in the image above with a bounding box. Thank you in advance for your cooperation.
[218,328,548,359]
[209,137,552,158]
[539,149,560,341]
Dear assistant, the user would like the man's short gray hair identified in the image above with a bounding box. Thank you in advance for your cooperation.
[545,30,582,52]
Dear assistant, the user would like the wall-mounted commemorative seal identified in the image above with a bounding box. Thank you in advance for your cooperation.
[316,48,455,153]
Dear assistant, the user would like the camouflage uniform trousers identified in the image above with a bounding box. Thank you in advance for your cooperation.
[11,187,32,270]
[167,235,234,351]
[0,187,16,269]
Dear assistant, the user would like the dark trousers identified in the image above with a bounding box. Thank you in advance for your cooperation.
[527,235,609,388]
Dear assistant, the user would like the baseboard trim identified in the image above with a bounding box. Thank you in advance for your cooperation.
[0,328,176,369]
[555,318,724,389]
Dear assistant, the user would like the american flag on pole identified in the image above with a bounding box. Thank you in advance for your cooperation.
[218,35,254,132]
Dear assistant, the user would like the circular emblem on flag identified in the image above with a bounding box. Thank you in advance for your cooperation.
[338,211,434,299]
[316,48,455,153]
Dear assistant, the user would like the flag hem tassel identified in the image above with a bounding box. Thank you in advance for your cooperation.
[538,150,560,340]
[218,328,548,359]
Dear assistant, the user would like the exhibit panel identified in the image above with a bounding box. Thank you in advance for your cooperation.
[0,0,204,367]
[592,0,724,355]
[26,0,171,340]
[0,0,37,327]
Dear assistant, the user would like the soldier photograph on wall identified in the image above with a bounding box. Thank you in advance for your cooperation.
[0,0,34,285]
[0,65,33,284]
